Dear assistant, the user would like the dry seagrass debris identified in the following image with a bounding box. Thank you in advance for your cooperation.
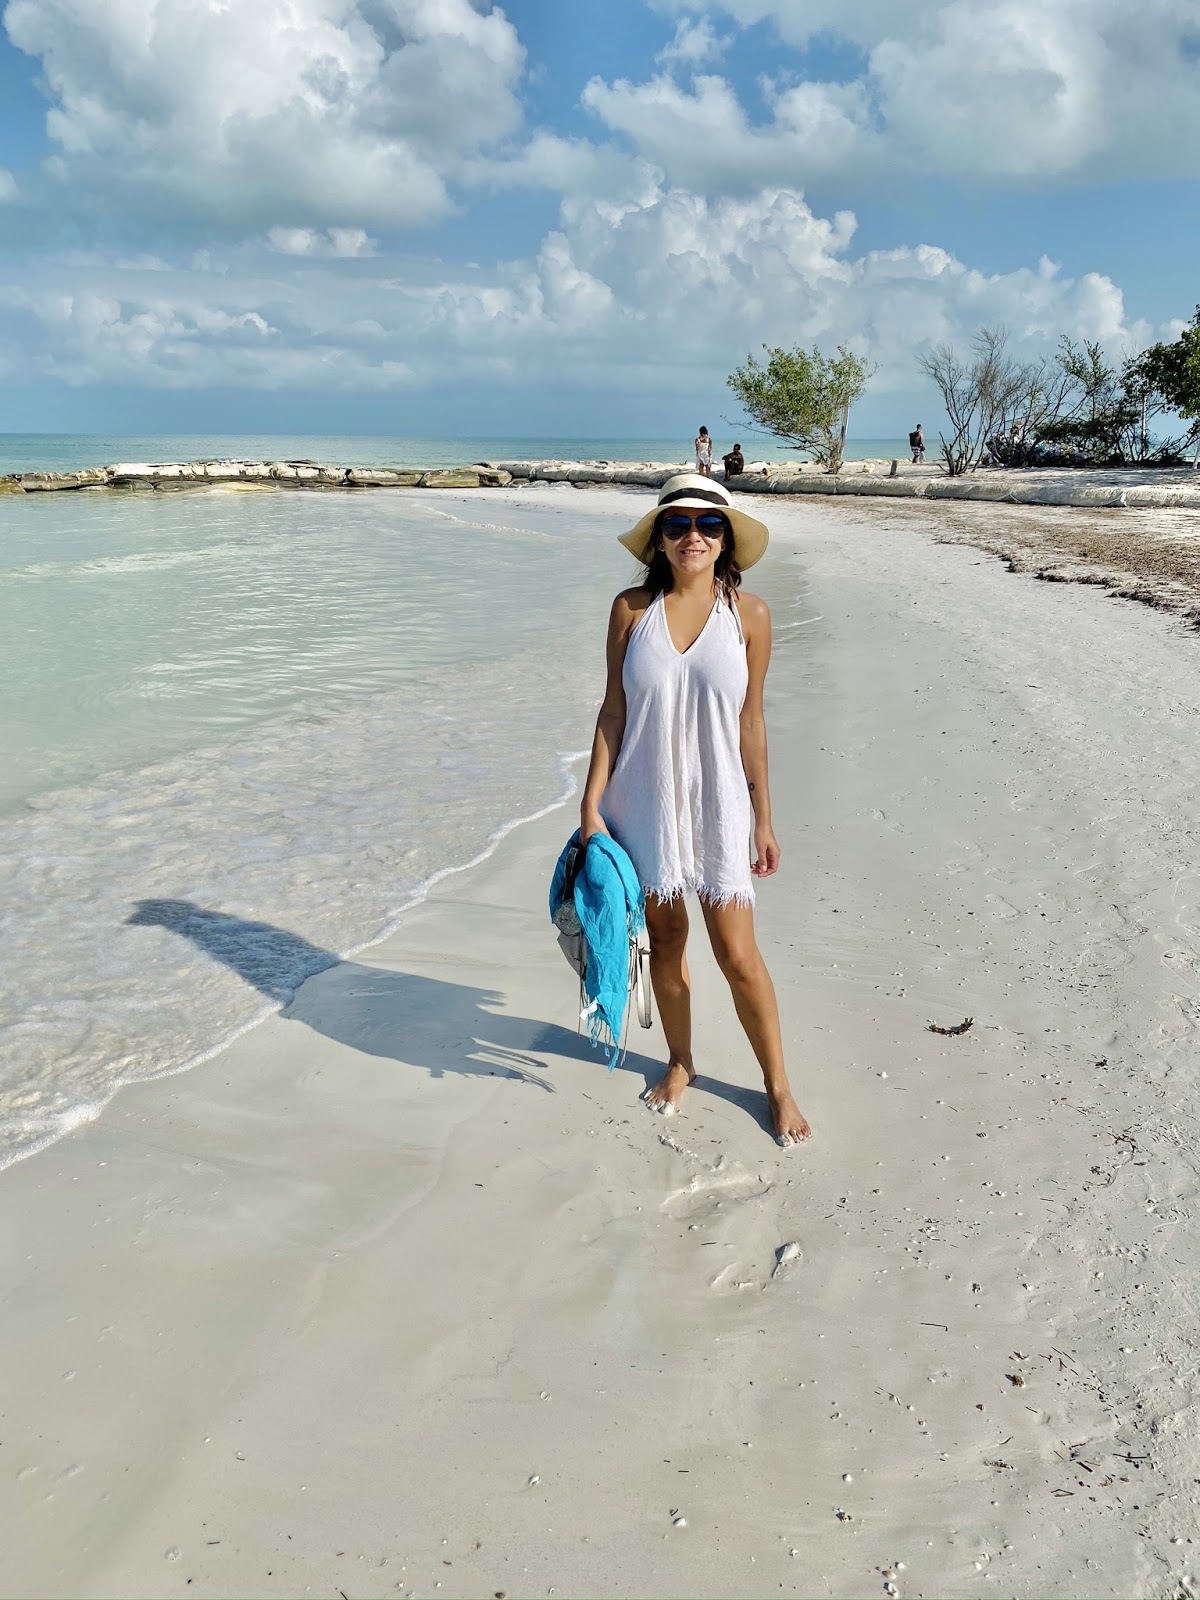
[927,1016,974,1036]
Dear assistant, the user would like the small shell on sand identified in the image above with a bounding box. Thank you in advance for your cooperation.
[672,1516,687,1528]
[527,1474,540,1486]
[772,1241,803,1279]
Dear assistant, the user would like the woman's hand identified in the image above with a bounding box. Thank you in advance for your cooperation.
[580,812,611,845]
[751,824,781,878]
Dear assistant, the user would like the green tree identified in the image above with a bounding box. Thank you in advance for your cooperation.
[726,343,874,474]
[1037,334,1191,464]
[1136,308,1200,465]
[934,326,1198,469]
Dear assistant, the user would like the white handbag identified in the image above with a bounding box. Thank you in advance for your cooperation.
[630,938,653,1030]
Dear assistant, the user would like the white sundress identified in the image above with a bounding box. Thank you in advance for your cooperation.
[600,590,754,908]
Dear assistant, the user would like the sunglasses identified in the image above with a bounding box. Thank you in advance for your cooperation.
[659,512,729,540]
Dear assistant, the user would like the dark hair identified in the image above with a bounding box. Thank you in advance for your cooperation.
[642,510,743,601]
[698,425,709,436]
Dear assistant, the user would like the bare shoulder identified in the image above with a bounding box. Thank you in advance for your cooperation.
[611,585,652,627]
[734,590,771,633]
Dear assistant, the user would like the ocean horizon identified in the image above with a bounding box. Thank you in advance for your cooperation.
[0,431,914,478]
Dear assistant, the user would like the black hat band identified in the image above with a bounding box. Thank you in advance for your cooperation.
[657,485,731,510]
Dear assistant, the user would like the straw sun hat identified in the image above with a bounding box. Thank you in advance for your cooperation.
[617,473,769,571]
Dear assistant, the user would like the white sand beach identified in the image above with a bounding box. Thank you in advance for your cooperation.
[4,485,1200,1600]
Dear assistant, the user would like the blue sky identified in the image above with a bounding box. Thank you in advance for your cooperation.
[0,0,1197,438]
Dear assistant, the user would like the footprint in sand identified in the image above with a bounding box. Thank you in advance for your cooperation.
[709,1239,802,1294]
[661,1154,786,1292]
[662,1157,773,1224]
[709,1262,758,1293]
[984,891,1021,920]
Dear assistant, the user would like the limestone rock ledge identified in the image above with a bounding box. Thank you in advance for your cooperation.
[3,457,1198,510]
[487,459,1200,511]
[1,462,514,494]
[10,469,109,491]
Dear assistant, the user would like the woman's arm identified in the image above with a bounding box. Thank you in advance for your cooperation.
[580,591,637,842]
[737,593,780,877]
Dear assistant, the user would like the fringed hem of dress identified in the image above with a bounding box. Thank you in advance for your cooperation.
[645,880,755,911]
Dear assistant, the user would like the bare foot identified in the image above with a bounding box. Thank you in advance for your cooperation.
[642,1059,696,1118]
[768,1084,811,1148]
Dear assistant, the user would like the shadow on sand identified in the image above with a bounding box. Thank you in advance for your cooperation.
[128,898,665,1092]
[128,899,776,1130]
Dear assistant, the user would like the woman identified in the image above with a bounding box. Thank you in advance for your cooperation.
[579,474,811,1148]
[694,425,713,477]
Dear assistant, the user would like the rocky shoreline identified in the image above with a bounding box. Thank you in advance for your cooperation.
[4,455,1200,510]
[0,461,514,493]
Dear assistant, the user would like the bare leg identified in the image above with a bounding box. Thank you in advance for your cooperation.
[641,896,695,1116]
[701,899,811,1146]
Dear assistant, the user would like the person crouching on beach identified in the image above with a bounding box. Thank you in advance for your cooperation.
[579,474,811,1148]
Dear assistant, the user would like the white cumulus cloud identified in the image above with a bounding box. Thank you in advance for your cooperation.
[657,16,729,66]
[598,0,1200,187]
[267,227,378,258]
[582,70,875,192]
[2,0,526,230]
[0,184,1154,407]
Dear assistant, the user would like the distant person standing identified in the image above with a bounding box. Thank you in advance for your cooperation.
[909,424,925,464]
[722,442,745,479]
[695,426,713,478]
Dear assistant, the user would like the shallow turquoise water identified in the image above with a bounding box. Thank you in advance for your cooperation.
[0,482,629,1166]
[0,486,605,810]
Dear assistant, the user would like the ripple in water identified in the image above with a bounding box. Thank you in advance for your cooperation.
[0,486,625,1166]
